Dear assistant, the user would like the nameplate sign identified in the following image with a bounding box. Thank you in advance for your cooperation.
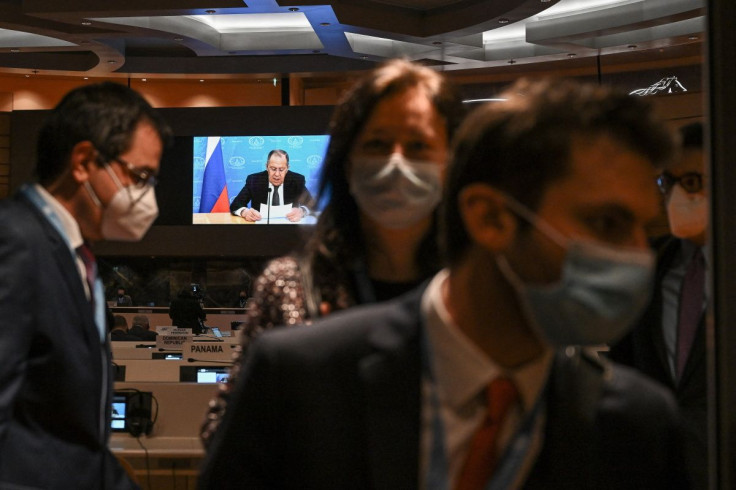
[156,331,193,350]
[156,326,191,335]
[182,342,237,361]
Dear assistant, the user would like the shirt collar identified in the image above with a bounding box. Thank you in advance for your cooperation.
[31,183,84,250]
[422,269,553,412]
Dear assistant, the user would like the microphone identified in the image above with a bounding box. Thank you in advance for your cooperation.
[186,358,236,364]
[267,187,272,225]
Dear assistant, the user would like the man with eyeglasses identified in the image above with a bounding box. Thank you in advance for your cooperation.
[229,149,314,223]
[0,82,171,488]
[610,121,708,488]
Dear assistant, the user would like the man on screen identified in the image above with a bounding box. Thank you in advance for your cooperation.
[229,149,314,222]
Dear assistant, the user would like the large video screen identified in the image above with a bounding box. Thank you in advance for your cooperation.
[192,135,330,225]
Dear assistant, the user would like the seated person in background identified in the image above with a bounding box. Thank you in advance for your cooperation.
[234,290,248,309]
[114,286,133,306]
[128,314,157,341]
[110,315,139,341]
[169,287,207,335]
[229,149,314,223]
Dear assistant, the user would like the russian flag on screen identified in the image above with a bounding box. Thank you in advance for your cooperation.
[199,137,230,213]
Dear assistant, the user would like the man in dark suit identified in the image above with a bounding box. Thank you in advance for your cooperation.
[110,315,140,342]
[129,314,158,341]
[200,79,690,489]
[229,149,314,222]
[114,286,133,306]
[0,82,170,488]
[609,122,708,488]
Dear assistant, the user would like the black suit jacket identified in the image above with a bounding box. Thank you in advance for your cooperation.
[609,236,707,487]
[200,286,690,489]
[229,170,314,214]
[0,191,135,489]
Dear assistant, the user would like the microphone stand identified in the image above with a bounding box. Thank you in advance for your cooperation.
[267,187,272,225]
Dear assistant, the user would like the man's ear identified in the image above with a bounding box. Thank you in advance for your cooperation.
[69,141,98,184]
[458,183,517,252]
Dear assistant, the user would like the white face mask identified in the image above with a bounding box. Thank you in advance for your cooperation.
[348,152,443,229]
[85,165,159,241]
[666,184,708,240]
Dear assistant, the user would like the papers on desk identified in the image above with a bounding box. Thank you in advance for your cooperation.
[258,203,295,224]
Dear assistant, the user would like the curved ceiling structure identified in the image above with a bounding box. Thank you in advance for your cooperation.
[0,0,704,78]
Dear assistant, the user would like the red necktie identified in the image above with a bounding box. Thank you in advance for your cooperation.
[77,243,96,306]
[455,377,519,490]
[676,249,705,379]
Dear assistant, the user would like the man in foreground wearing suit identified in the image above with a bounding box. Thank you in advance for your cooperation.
[609,122,708,488]
[200,79,690,489]
[0,82,170,488]
[229,149,314,222]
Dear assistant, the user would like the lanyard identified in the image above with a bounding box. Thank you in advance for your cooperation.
[22,185,106,342]
[421,327,546,490]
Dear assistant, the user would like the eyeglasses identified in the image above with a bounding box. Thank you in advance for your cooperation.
[111,157,159,189]
[656,172,704,195]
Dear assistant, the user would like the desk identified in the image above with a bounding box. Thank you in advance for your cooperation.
[192,212,249,224]
[110,307,247,332]
[111,436,203,490]
[192,212,317,225]
[110,381,213,489]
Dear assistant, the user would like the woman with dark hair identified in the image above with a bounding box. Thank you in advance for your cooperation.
[201,58,465,443]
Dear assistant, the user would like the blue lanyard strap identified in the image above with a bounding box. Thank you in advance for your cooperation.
[421,327,450,490]
[421,325,547,490]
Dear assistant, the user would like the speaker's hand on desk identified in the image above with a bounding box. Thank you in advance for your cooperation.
[241,208,262,222]
[286,207,305,222]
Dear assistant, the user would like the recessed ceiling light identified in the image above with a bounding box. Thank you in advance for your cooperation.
[567,53,576,58]
[199,79,204,82]
[10,49,19,53]
[81,21,92,26]
[142,78,147,82]
[498,18,510,24]
[84,77,88,80]
[205,9,216,14]
[288,7,299,11]
[174,37,184,42]
[25,74,29,78]
[689,35,699,40]
[361,56,368,60]
[627,44,637,49]
[107,60,117,64]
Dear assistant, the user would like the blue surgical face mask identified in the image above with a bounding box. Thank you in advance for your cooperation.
[497,197,655,346]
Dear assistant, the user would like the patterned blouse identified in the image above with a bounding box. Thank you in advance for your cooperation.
[199,255,354,445]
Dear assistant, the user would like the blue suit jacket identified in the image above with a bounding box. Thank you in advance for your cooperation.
[0,192,135,489]
[199,285,691,489]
